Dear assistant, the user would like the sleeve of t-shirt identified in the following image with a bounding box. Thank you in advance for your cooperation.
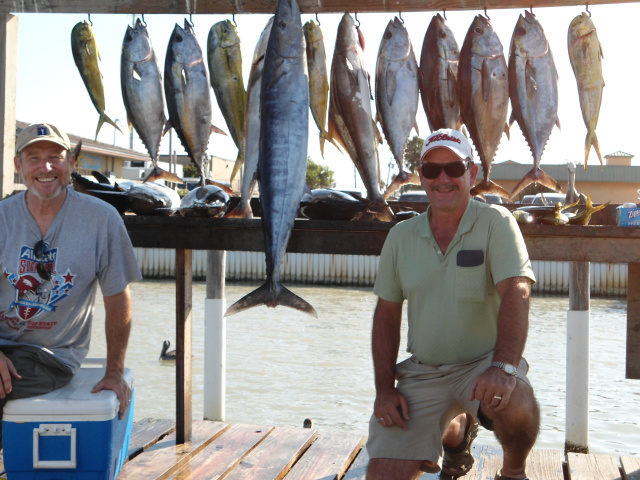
[373,227,405,303]
[488,210,536,286]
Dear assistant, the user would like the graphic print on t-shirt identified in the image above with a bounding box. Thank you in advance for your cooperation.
[1,242,75,330]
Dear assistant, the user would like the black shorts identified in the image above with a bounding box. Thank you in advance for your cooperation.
[0,345,74,408]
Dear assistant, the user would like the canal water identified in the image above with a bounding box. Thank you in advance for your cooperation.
[88,280,639,456]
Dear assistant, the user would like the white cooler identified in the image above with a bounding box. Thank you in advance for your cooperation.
[2,367,134,480]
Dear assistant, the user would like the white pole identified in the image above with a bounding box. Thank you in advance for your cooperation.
[203,251,226,421]
[565,261,590,452]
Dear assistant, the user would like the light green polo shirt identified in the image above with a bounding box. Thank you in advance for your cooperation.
[374,200,535,366]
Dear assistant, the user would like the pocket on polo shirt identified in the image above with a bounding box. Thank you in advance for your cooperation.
[455,264,487,302]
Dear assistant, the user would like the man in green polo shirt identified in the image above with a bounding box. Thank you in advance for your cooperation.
[366,129,539,480]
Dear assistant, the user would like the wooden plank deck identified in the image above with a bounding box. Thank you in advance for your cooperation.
[1,418,638,479]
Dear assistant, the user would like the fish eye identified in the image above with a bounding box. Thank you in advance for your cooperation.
[438,29,446,39]
[278,20,287,30]
[384,31,392,39]
[176,34,183,42]
[516,26,527,36]
[124,32,132,42]
[474,27,484,35]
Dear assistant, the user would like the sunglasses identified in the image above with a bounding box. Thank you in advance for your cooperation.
[34,239,51,280]
[421,160,471,180]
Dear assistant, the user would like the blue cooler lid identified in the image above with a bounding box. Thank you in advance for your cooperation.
[3,367,134,422]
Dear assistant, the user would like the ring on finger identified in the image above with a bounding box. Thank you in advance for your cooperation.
[378,417,384,423]
[493,395,502,401]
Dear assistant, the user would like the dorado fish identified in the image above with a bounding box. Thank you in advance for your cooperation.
[328,13,393,221]
[225,17,274,219]
[225,0,315,317]
[419,13,462,132]
[508,11,563,200]
[207,20,246,184]
[71,21,122,140]
[121,19,181,184]
[375,17,421,200]
[164,20,225,185]
[458,15,510,199]
[304,20,334,157]
[568,12,605,170]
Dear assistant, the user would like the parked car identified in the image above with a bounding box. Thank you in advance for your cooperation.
[519,195,536,204]
[482,194,504,204]
[532,193,566,205]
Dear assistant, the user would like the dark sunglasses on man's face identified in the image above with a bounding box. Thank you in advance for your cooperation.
[34,239,51,280]
[420,160,471,180]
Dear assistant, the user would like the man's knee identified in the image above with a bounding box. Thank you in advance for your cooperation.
[367,458,423,480]
[479,381,539,431]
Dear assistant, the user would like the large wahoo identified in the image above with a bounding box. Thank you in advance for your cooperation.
[459,15,510,199]
[225,0,315,317]
[509,11,563,200]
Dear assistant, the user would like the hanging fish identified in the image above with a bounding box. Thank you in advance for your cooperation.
[164,20,226,185]
[568,12,605,170]
[419,13,463,132]
[71,20,122,140]
[207,19,246,184]
[225,17,274,219]
[375,17,421,200]
[508,11,563,200]
[458,15,510,199]
[327,13,393,221]
[121,19,181,184]
[225,0,316,317]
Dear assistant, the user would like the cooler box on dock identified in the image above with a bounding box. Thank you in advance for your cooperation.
[2,367,134,480]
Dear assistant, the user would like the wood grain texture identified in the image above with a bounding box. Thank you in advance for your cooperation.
[284,431,365,480]
[567,452,623,480]
[627,263,640,379]
[128,417,177,460]
[1,0,638,14]
[118,420,229,479]
[621,455,640,480]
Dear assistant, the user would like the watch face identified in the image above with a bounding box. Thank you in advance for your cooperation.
[505,364,517,375]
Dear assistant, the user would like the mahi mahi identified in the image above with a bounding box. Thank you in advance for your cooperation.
[121,19,181,184]
[508,11,563,200]
[419,13,462,132]
[225,17,274,219]
[375,17,421,200]
[458,15,510,199]
[568,12,605,170]
[225,0,316,317]
[207,20,246,184]
[328,13,393,221]
[71,21,122,140]
[164,21,225,185]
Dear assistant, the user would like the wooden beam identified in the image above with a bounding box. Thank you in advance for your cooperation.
[0,13,17,199]
[627,263,640,379]
[175,249,193,444]
[0,0,637,14]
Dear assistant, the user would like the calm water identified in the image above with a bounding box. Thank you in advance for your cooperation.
[89,280,640,456]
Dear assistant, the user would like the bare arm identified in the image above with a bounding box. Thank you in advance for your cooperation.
[371,297,409,428]
[469,276,532,410]
[0,351,21,399]
[91,287,132,419]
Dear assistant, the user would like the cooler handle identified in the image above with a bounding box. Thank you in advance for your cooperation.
[33,424,77,469]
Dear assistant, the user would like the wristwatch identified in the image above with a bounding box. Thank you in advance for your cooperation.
[491,361,517,376]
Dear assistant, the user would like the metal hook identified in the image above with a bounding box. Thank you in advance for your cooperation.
[443,9,447,21]
[398,11,404,23]
[231,13,237,26]
[586,3,591,16]
[484,8,490,20]
[315,12,320,26]
[87,13,93,26]
[141,14,147,27]
[529,6,533,14]
[187,14,194,27]
[355,12,361,28]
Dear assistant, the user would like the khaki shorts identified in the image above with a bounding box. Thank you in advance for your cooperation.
[366,351,531,465]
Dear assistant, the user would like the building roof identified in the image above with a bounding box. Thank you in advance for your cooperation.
[489,161,640,184]
[605,151,634,158]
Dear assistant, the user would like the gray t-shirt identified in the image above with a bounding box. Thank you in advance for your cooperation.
[0,187,142,373]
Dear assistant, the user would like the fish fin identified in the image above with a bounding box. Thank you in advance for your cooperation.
[504,123,510,141]
[230,150,244,184]
[481,58,491,102]
[211,124,228,136]
[224,281,317,317]
[446,63,457,107]
[319,131,326,158]
[143,166,183,184]
[356,25,366,51]
[95,113,122,140]
[509,111,516,128]
[525,59,537,99]
[384,64,396,107]
[383,171,420,200]
[471,179,510,201]
[163,119,173,137]
[509,167,563,201]
[556,117,561,131]
[584,130,604,171]
[413,120,419,137]
[327,115,346,154]
[224,201,254,219]
[132,64,142,83]
[205,178,235,196]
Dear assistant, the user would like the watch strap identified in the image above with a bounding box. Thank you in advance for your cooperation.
[490,361,517,376]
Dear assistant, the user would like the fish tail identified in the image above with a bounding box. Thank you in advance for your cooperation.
[584,130,604,171]
[229,150,244,184]
[471,179,510,201]
[319,131,326,158]
[143,166,183,184]
[96,112,123,139]
[509,168,563,201]
[382,170,420,200]
[224,281,317,317]
[224,200,254,219]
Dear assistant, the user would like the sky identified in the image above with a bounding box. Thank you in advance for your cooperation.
[10,3,640,192]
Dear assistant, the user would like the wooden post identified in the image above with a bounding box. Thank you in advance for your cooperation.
[175,249,192,444]
[565,261,590,453]
[203,250,226,421]
[627,263,640,379]
[0,13,17,199]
